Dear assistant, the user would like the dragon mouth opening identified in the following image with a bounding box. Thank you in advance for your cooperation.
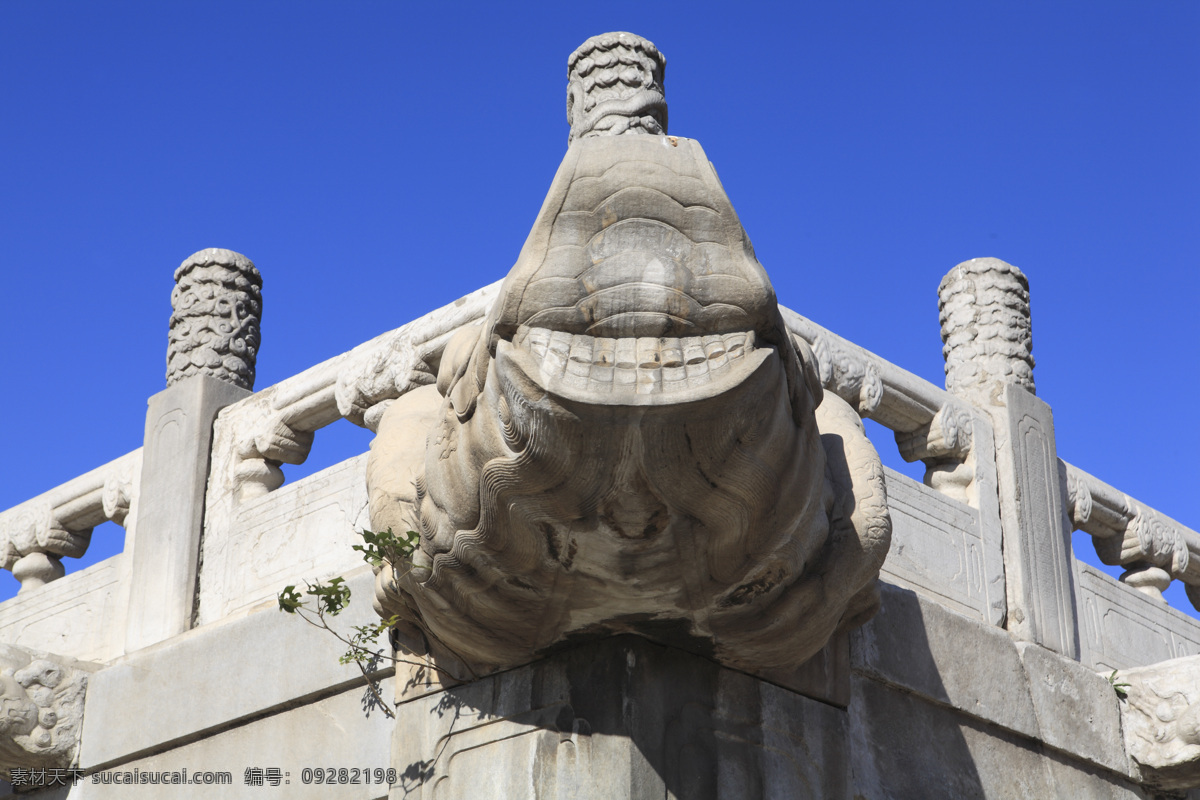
[497,324,776,406]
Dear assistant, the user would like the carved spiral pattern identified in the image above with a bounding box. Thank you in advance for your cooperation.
[938,257,1035,406]
[567,32,667,145]
[167,248,262,390]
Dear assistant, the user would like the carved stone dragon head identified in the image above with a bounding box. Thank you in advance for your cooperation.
[367,33,891,675]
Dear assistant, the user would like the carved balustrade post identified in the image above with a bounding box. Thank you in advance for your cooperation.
[938,257,1080,659]
[123,248,260,652]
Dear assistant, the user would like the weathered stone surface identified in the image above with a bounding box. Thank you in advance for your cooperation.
[167,248,261,390]
[370,112,891,677]
[1078,562,1200,671]
[74,686,390,799]
[0,645,95,781]
[392,635,850,800]
[849,675,1147,799]
[851,582,1039,738]
[1017,642,1129,775]
[82,570,384,769]
[0,450,140,597]
[1117,655,1200,791]
[992,383,1080,658]
[567,32,666,145]
[1063,460,1197,605]
[880,468,1004,625]
[938,257,1079,658]
[124,375,251,652]
[0,555,127,664]
[198,453,371,622]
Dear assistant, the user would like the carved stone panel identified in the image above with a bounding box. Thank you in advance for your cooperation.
[881,469,1004,626]
[1077,563,1200,672]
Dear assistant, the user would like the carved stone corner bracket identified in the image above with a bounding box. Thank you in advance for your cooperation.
[1117,656,1200,792]
[0,645,96,779]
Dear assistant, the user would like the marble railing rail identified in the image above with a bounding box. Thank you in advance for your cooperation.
[206,281,501,509]
[1063,461,1200,605]
[0,450,141,593]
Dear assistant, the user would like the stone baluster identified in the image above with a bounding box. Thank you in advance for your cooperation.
[123,249,260,653]
[939,257,1079,659]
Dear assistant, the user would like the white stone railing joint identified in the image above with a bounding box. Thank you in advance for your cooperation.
[0,449,141,593]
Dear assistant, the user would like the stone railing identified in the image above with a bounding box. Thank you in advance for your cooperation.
[1063,461,1200,604]
[1,252,1196,674]
[0,450,141,594]
[208,281,501,508]
[194,282,500,624]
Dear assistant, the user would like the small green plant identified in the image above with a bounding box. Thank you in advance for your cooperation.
[278,528,426,720]
[1107,669,1131,700]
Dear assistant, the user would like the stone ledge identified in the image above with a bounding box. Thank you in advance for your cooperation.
[78,569,386,769]
[853,582,1135,780]
[74,684,390,799]
[851,582,1039,739]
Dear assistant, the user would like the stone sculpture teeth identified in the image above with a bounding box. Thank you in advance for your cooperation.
[514,326,757,394]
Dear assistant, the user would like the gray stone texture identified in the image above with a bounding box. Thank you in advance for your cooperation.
[390,635,850,800]
[75,686,390,799]
[852,582,1039,739]
[83,570,383,769]
[854,583,1132,779]
[849,675,1147,799]
[123,375,251,652]
[1016,641,1129,774]
[993,383,1081,658]
[1118,655,1200,791]
[370,129,891,677]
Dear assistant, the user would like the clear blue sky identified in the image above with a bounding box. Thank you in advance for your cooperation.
[2,2,1197,614]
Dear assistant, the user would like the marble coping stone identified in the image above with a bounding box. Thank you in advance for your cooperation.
[391,634,851,800]
[849,675,1148,799]
[74,685,390,800]
[78,568,387,770]
[852,581,1131,778]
